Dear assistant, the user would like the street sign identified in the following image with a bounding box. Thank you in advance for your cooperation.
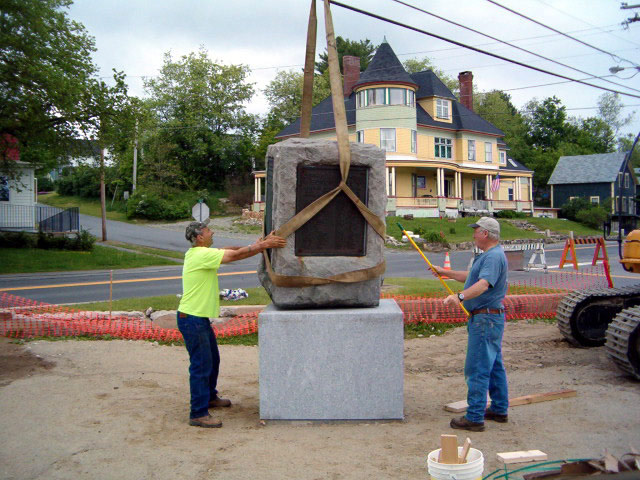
[192,202,210,222]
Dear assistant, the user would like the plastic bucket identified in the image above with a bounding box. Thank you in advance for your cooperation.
[427,447,484,480]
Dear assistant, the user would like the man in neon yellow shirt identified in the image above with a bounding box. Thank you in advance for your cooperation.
[178,220,286,428]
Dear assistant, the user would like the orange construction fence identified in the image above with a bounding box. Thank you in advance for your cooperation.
[0,264,613,341]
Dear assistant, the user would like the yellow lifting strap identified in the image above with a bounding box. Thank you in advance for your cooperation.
[262,0,386,287]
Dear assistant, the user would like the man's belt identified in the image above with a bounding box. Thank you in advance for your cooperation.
[470,308,504,315]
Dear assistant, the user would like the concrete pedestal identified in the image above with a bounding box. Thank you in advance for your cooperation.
[259,299,404,420]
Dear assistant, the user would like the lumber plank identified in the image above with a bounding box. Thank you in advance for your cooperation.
[440,434,459,464]
[444,390,576,412]
[460,437,472,463]
[497,450,548,464]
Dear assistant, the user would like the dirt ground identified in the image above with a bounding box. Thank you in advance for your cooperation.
[1,321,638,480]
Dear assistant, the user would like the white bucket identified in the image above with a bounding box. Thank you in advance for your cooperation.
[427,447,484,480]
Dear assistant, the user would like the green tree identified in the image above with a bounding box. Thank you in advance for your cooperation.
[144,49,257,191]
[597,92,634,136]
[315,37,377,75]
[0,0,102,174]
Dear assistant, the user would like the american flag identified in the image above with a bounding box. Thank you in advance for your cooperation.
[491,173,501,192]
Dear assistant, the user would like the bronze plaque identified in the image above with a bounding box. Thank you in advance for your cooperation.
[295,164,368,256]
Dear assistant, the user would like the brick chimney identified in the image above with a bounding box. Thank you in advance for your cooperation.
[342,55,360,97]
[458,71,473,111]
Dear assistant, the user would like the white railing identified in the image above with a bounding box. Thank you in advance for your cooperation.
[395,197,438,208]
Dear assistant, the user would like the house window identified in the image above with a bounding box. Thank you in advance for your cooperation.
[367,88,385,106]
[618,172,623,187]
[436,99,450,119]
[499,151,506,165]
[625,172,630,188]
[356,130,364,143]
[0,176,8,201]
[590,196,600,204]
[435,137,452,159]
[416,176,426,189]
[616,196,620,211]
[622,196,627,213]
[406,90,415,107]
[508,187,514,201]
[472,178,486,200]
[356,91,366,108]
[380,128,396,152]
[389,88,405,105]
[411,130,417,154]
[484,142,493,162]
[468,140,476,161]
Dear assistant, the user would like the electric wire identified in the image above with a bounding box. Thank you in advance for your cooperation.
[329,0,640,100]
[486,0,640,67]
[389,0,640,94]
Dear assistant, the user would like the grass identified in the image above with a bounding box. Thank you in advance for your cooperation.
[38,192,131,222]
[0,245,178,274]
[387,216,543,244]
[384,277,464,296]
[103,241,185,260]
[525,217,602,236]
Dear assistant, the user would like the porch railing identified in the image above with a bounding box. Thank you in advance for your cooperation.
[0,204,79,232]
[395,196,438,208]
[492,200,517,210]
[460,200,489,211]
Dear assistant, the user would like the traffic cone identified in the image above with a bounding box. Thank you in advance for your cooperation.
[442,252,452,279]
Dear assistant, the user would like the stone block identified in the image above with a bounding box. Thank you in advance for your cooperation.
[258,138,387,309]
[258,299,404,420]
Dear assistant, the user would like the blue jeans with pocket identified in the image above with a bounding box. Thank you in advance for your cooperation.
[177,312,220,419]
[464,313,509,423]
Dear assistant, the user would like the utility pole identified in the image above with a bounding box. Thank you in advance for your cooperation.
[133,119,138,191]
[100,143,107,241]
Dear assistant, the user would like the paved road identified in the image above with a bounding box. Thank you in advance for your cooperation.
[2,237,637,305]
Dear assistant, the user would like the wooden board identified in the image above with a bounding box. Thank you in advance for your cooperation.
[444,390,577,413]
[440,434,459,464]
[497,450,548,464]
[460,438,472,463]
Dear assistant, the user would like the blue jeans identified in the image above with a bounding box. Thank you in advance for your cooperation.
[464,313,509,423]
[177,312,220,419]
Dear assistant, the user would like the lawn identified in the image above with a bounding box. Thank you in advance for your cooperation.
[525,217,602,236]
[38,192,131,222]
[0,245,178,274]
[387,216,543,243]
[103,241,185,260]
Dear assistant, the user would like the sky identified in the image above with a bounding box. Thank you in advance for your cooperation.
[67,0,640,137]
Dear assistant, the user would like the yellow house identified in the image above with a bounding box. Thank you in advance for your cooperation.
[252,39,533,217]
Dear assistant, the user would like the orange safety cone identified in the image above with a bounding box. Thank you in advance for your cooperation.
[442,252,452,279]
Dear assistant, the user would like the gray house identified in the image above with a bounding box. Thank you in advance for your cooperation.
[548,152,636,214]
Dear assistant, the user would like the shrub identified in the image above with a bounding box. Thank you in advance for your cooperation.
[559,197,591,221]
[449,226,456,234]
[0,229,94,251]
[36,176,55,192]
[575,206,608,230]
[0,231,36,248]
[495,210,528,219]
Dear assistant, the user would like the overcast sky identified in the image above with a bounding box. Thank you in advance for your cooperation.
[68,0,640,137]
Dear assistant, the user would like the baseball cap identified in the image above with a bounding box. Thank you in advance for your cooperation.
[469,216,500,236]
[185,218,210,242]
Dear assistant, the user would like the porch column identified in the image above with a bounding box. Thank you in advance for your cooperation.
[529,177,533,202]
[254,177,259,202]
[391,167,396,196]
[456,172,461,197]
[436,168,441,196]
[516,177,521,201]
[385,168,390,195]
[257,177,262,202]
[486,174,492,200]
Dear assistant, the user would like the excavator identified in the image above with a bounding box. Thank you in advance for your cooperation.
[555,134,640,380]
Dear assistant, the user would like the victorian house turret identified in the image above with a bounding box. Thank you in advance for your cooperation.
[252,39,533,217]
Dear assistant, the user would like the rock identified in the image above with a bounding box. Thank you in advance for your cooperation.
[258,138,386,308]
[150,310,177,329]
[145,307,154,317]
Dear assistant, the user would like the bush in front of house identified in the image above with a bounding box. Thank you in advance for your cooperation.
[559,197,591,222]
[495,210,529,219]
[0,229,95,251]
[575,205,608,230]
[124,188,225,221]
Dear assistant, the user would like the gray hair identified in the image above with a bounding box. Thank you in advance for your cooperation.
[185,221,209,246]
[480,227,500,241]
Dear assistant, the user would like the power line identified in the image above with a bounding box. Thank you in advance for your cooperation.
[328,0,640,99]
[486,0,640,67]
[389,0,640,94]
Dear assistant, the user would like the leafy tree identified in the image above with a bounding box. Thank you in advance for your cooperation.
[522,96,567,151]
[0,0,101,174]
[144,49,257,191]
[315,37,377,75]
[619,133,640,167]
[597,92,634,136]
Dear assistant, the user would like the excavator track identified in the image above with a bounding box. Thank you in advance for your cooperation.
[605,306,640,380]
[556,285,640,347]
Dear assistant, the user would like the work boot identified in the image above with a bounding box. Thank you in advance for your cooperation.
[209,396,232,408]
[450,416,485,432]
[189,414,222,428]
[484,409,508,423]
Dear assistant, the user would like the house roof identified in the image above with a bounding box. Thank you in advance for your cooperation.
[500,157,532,172]
[352,40,417,89]
[548,152,629,184]
[276,39,503,138]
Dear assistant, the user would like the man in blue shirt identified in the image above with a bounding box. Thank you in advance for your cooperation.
[433,217,508,432]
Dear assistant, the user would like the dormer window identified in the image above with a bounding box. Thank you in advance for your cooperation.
[499,151,506,165]
[436,99,450,119]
